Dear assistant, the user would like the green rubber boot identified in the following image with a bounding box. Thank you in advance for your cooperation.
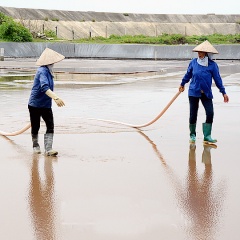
[202,123,217,144]
[189,123,196,143]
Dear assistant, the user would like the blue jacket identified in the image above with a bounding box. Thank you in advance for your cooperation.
[28,66,54,108]
[180,58,226,99]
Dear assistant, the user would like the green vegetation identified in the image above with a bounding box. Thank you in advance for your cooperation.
[0,12,33,42]
[51,18,59,21]
[0,12,7,24]
[71,33,240,45]
[44,30,56,38]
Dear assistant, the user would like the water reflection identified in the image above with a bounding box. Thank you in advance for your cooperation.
[28,155,57,240]
[139,131,226,240]
[0,70,34,89]
[202,144,216,165]
[1,134,59,239]
[186,144,219,239]
[0,69,126,89]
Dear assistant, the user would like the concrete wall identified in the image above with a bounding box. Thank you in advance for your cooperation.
[1,7,240,39]
[1,6,240,23]
[15,20,240,40]
[0,42,239,60]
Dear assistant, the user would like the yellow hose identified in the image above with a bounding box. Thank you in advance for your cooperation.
[0,123,31,136]
[89,91,181,128]
[0,91,181,136]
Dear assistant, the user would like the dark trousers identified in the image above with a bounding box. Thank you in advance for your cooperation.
[28,105,54,135]
[189,93,214,124]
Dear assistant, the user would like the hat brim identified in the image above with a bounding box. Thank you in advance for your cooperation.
[36,48,65,66]
[192,40,219,54]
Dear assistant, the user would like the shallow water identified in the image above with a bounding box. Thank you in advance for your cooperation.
[1,59,240,240]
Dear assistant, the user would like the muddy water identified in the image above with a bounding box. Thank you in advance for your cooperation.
[0,60,240,240]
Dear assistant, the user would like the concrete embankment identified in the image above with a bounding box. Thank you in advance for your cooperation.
[0,7,239,60]
[0,6,240,39]
[0,42,240,60]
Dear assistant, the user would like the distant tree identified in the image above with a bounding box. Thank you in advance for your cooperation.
[0,11,9,24]
[0,12,33,42]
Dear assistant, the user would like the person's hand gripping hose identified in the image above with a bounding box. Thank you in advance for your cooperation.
[179,85,185,92]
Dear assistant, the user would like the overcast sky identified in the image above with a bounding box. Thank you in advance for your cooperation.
[0,0,239,14]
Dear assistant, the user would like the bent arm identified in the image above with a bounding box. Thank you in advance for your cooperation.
[180,60,193,87]
[45,89,65,107]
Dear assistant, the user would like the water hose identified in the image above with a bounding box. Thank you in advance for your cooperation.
[89,91,181,128]
[0,123,31,136]
[0,91,181,136]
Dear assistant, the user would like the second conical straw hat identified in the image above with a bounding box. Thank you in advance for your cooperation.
[36,48,65,66]
[192,40,219,54]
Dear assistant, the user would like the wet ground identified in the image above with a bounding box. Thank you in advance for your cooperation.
[0,58,240,240]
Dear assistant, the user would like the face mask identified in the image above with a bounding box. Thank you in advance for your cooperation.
[207,53,214,60]
[48,64,54,71]
[197,56,208,67]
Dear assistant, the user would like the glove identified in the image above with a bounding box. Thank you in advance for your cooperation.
[45,89,65,107]
[54,98,65,107]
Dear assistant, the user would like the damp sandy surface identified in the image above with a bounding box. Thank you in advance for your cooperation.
[0,59,240,240]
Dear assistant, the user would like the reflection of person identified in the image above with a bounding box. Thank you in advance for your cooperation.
[179,40,229,144]
[189,143,196,162]
[28,48,65,156]
[186,145,216,240]
[189,143,216,165]
[139,130,226,240]
[202,144,216,165]
[29,155,57,240]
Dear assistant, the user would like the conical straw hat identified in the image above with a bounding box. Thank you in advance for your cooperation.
[36,48,65,66]
[192,40,219,54]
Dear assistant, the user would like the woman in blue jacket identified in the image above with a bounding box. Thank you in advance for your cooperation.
[28,48,65,156]
[179,40,229,145]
